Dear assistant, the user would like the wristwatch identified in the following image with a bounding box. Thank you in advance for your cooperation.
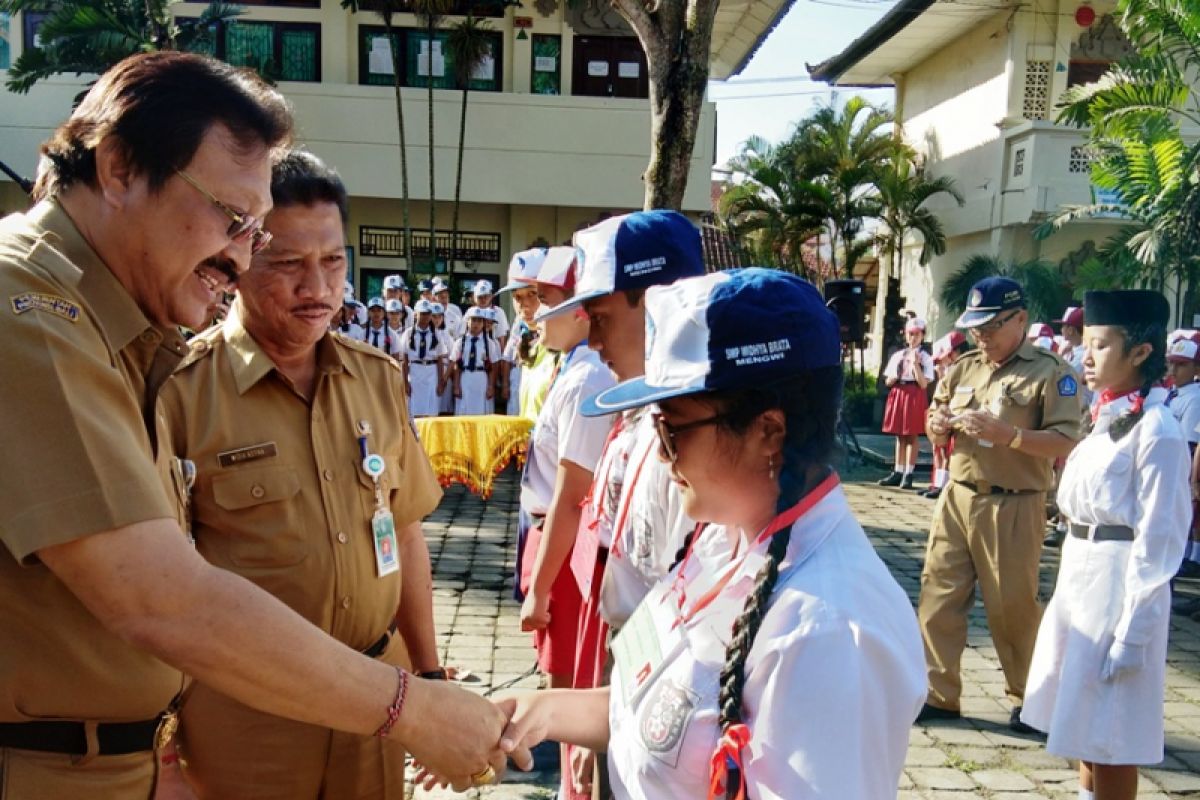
[1008,427,1024,449]
[418,667,448,680]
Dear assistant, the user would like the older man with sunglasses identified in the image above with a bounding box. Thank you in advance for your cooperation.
[916,277,1083,734]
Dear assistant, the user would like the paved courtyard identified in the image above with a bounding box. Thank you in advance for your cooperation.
[414,465,1200,799]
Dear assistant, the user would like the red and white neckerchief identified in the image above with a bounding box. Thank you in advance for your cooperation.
[1091,386,1144,423]
[697,472,841,800]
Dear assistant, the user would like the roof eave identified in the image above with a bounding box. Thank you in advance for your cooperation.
[725,0,799,78]
[807,0,935,84]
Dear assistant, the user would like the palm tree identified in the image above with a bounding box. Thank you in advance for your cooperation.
[789,97,896,276]
[940,255,1073,326]
[341,0,414,273]
[719,135,832,280]
[2,0,241,98]
[874,152,963,280]
[412,0,453,274]
[445,14,492,273]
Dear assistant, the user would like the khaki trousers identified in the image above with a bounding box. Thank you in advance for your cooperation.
[177,635,409,800]
[0,747,155,800]
[918,481,1045,710]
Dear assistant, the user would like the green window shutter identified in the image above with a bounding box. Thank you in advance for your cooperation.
[225,22,274,73]
[531,35,560,95]
[280,28,317,81]
[405,29,454,90]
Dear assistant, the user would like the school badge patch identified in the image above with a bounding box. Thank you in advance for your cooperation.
[968,289,983,308]
[10,292,81,322]
[1058,374,1078,397]
[639,678,697,767]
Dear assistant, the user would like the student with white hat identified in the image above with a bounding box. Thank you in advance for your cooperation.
[361,296,401,357]
[449,306,500,415]
[335,285,365,339]
[478,269,925,800]
[433,278,464,339]
[471,279,510,347]
[921,330,968,501]
[1166,333,1200,579]
[385,297,410,339]
[1022,290,1189,800]
[400,299,449,417]
[1028,322,1055,351]
[535,209,706,799]
[498,248,549,417]
[879,316,935,490]
[383,274,413,320]
[514,248,616,788]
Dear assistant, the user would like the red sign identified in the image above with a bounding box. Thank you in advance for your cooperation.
[514,16,533,28]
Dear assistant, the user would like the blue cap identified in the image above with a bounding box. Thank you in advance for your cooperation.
[582,268,841,416]
[538,210,704,320]
[418,279,434,292]
[956,277,1025,328]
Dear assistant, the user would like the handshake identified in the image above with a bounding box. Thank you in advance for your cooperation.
[401,680,561,793]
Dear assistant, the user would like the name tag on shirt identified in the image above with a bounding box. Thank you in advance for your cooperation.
[613,583,686,706]
[372,509,400,578]
[217,442,278,468]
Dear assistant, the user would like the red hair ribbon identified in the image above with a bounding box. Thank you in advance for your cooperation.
[707,723,751,800]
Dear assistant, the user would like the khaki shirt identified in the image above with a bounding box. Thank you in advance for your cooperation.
[158,310,442,651]
[933,341,1083,492]
[0,201,189,722]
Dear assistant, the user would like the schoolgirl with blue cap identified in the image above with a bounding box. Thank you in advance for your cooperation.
[499,248,550,417]
[400,299,449,417]
[449,306,500,416]
[1022,290,1190,800]
[485,268,926,800]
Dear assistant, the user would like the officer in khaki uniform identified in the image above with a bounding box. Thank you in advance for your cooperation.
[918,277,1083,732]
[158,151,445,799]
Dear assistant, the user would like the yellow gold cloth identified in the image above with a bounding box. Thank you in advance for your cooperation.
[415,415,533,499]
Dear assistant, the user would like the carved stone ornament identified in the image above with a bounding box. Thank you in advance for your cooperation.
[565,0,632,35]
[534,0,558,17]
[1071,14,1135,62]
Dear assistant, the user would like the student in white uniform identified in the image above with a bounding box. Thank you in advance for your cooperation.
[471,279,510,348]
[450,306,499,415]
[498,248,549,418]
[335,291,364,339]
[1057,305,1094,408]
[486,269,926,800]
[361,296,401,357]
[383,274,414,320]
[433,278,464,338]
[431,303,456,415]
[878,317,935,489]
[400,299,448,417]
[1022,290,1189,800]
[1166,334,1200,579]
[537,209,706,799]
[385,298,410,339]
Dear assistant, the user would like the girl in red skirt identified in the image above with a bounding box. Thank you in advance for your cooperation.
[879,317,935,489]
[921,331,967,499]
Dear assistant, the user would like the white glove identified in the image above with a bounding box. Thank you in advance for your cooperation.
[1100,640,1146,682]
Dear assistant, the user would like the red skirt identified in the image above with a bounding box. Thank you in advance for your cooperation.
[532,551,583,677]
[882,383,928,436]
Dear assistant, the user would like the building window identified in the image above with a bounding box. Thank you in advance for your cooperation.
[1022,60,1050,121]
[1069,145,1095,174]
[531,34,560,95]
[186,20,320,82]
[0,13,11,69]
[234,0,320,7]
[572,35,647,99]
[358,25,500,91]
[1013,148,1026,177]
[354,0,508,18]
[21,10,48,52]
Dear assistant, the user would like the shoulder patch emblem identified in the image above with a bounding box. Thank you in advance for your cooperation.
[1058,374,1078,397]
[11,292,81,322]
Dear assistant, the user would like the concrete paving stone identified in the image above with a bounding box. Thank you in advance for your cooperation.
[1140,768,1200,792]
[909,767,979,790]
[971,770,1036,791]
[927,727,995,747]
[949,747,1004,767]
[921,791,986,799]
[1008,749,1072,770]
[906,746,950,766]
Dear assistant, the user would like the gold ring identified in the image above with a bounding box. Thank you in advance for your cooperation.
[471,765,497,786]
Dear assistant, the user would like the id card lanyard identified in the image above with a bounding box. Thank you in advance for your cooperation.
[358,420,400,578]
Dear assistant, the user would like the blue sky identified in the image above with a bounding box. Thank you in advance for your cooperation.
[709,0,898,168]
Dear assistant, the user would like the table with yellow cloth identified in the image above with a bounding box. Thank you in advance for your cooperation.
[414,415,533,499]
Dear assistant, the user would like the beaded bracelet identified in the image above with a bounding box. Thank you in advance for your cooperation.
[374,666,410,738]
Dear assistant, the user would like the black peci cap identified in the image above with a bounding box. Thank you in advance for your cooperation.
[1083,290,1169,328]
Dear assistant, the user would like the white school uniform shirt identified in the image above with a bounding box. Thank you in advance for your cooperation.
[1168,380,1200,445]
[400,325,448,363]
[882,347,935,382]
[600,411,695,628]
[442,303,465,338]
[449,333,500,372]
[607,480,925,799]
[519,346,615,516]
[361,323,401,357]
[335,322,364,340]
[476,303,509,340]
[1022,389,1189,764]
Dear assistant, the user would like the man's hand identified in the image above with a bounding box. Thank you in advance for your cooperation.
[950,410,1013,444]
[399,678,532,790]
[928,404,954,438]
[520,590,551,632]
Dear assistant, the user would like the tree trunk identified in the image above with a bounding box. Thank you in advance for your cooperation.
[451,86,469,273]
[427,20,437,273]
[615,0,720,211]
[385,15,414,270]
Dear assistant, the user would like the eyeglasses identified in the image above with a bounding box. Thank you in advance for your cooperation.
[653,410,727,463]
[971,309,1020,336]
[176,170,272,255]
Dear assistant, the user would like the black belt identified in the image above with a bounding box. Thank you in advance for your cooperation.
[0,715,166,756]
[362,622,398,659]
[411,360,439,365]
[1069,523,1134,542]
[953,480,1040,496]
[899,380,919,385]
[460,365,487,372]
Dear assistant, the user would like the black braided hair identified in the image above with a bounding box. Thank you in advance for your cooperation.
[704,365,842,731]
[1109,321,1167,442]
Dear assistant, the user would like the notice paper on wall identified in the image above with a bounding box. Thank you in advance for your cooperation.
[587,60,609,77]
[418,39,446,78]
[534,55,556,72]
[369,37,394,75]
[472,53,495,81]
[618,61,640,79]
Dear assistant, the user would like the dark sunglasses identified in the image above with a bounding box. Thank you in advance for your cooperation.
[653,410,728,463]
[176,170,272,255]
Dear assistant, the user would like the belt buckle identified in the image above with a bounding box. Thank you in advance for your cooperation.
[154,711,179,751]
[975,480,992,494]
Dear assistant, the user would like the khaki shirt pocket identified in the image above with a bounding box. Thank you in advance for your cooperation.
[996,383,1038,428]
[206,464,307,568]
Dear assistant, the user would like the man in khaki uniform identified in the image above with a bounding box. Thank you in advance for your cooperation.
[0,52,522,799]
[159,150,443,799]
[918,277,1082,732]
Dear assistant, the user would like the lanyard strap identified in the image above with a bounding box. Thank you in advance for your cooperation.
[608,429,657,559]
[581,415,628,519]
